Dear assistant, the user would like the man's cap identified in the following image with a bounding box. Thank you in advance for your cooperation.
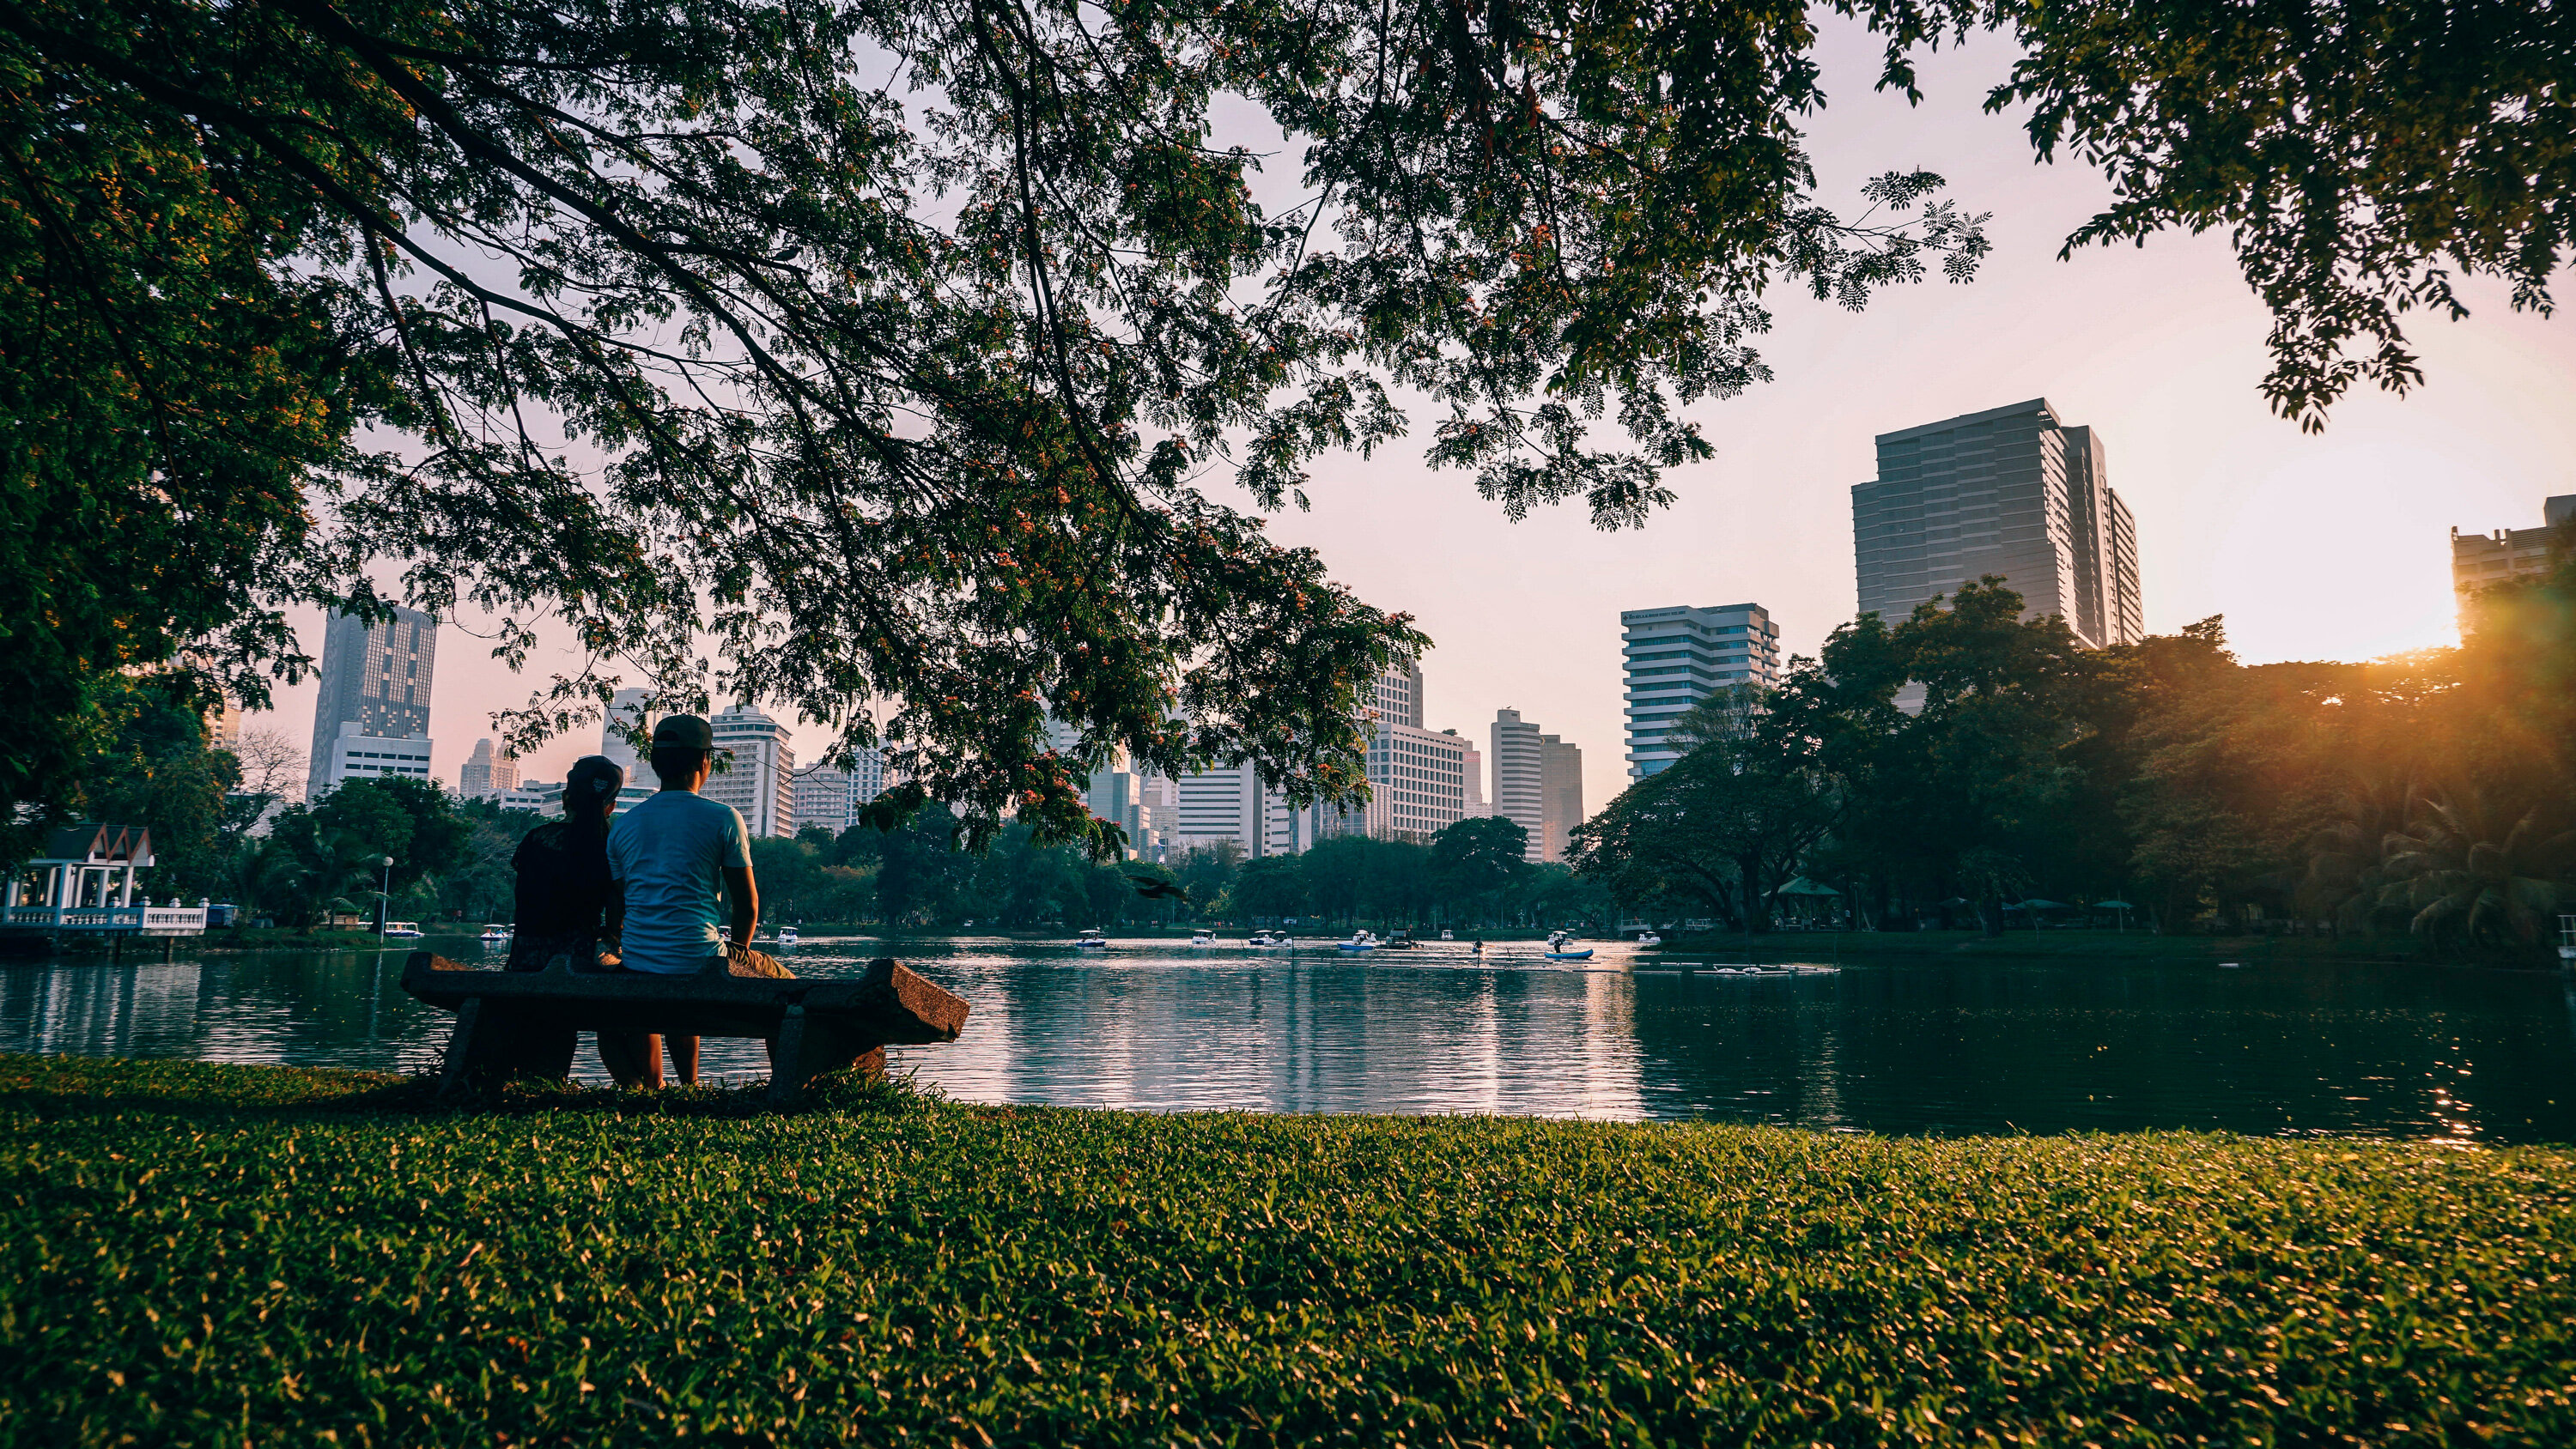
[651,714,715,750]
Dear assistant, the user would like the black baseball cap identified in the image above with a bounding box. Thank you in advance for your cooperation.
[651,714,715,750]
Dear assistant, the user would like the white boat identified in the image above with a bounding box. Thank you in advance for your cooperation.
[1336,931,1379,953]
[1190,930,1215,947]
[1439,930,1454,941]
[1247,931,1291,949]
[477,923,513,944]
[1072,930,1109,950]
[382,920,424,940]
[778,925,799,947]
[1634,931,1662,948]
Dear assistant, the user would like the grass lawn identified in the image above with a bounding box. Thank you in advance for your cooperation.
[3,1056,2572,1446]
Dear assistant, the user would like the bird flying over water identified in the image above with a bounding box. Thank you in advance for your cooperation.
[1127,874,1188,902]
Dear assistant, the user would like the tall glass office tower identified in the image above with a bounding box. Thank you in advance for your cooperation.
[306,605,437,799]
[1851,398,2142,650]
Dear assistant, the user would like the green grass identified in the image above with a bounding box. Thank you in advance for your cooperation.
[3,1056,2573,1446]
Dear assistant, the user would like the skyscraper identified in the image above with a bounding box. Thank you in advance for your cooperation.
[1540,734,1583,864]
[1490,708,1545,862]
[459,738,519,799]
[1619,603,1779,778]
[1850,399,2143,650]
[708,704,797,837]
[307,605,437,798]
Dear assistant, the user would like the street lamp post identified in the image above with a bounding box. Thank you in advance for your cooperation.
[377,856,394,945]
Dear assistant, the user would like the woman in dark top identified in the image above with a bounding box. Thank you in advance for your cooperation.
[506,756,664,1086]
[507,755,625,972]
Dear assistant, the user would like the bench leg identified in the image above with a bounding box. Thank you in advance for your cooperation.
[765,1005,811,1107]
[438,998,484,1099]
[765,1008,890,1107]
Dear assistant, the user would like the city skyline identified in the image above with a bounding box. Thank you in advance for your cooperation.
[237,21,2576,819]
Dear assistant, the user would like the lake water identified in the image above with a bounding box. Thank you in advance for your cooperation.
[6,934,2573,1143]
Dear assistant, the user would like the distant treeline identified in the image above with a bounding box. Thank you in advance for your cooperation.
[1576,557,2576,958]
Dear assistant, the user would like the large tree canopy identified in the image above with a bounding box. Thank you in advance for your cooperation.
[8,0,2563,849]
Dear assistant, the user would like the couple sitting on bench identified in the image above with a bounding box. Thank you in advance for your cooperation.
[507,712,789,1087]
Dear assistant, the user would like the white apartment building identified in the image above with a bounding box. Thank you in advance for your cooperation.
[1620,603,1780,778]
[312,721,434,797]
[792,761,853,836]
[598,686,662,813]
[1171,761,1297,857]
[498,780,567,814]
[708,705,797,837]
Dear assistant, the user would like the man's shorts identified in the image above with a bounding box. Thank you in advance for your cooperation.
[721,942,793,979]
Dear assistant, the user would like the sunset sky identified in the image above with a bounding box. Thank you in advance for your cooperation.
[249,17,2576,815]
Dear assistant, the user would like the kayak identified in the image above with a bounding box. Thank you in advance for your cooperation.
[1544,949,1595,961]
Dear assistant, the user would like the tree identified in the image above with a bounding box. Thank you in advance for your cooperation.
[1230,856,1308,924]
[1850,0,2576,428]
[4,0,2008,846]
[1427,816,1527,928]
[1572,730,1834,932]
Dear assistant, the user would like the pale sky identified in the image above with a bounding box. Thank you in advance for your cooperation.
[246,17,2575,816]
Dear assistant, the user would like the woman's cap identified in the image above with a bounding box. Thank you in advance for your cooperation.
[566,755,625,798]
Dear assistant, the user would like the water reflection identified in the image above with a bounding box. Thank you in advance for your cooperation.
[3,936,2570,1143]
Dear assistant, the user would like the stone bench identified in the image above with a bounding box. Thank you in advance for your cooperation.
[401,951,969,1105]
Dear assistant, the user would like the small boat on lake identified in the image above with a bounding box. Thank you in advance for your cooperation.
[778,925,799,948]
[1072,929,1109,951]
[1248,930,1291,949]
[1545,948,1595,961]
[477,923,513,945]
[1439,930,1454,941]
[1633,931,1662,948]
[1336,931,1379,953]
[1190,929,1215,947]
[382,921,424,940]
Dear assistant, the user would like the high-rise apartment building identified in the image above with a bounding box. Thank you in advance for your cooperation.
[307,605,437,798]
[707,705,797,837]
[793,761,854,836]
[1460,737,1488,817]
[849,745,889,806]
[1619,603,1779,778]
[459,738,519,799]
[1851,398,2143,650]
[2452,495,2575,597]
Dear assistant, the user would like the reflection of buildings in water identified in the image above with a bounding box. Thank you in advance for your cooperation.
[0,961,204,1059]
[1572,973,1644,1119]
[895,960,1653,1119]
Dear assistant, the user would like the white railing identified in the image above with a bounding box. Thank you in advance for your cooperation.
[1,906,207,935]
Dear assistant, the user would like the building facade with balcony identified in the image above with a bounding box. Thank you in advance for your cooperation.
[1620,603,1779,778]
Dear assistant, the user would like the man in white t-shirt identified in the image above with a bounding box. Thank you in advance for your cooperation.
[604,712,789,1085]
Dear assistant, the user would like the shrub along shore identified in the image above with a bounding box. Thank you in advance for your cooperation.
[4,1055,2573,1446]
